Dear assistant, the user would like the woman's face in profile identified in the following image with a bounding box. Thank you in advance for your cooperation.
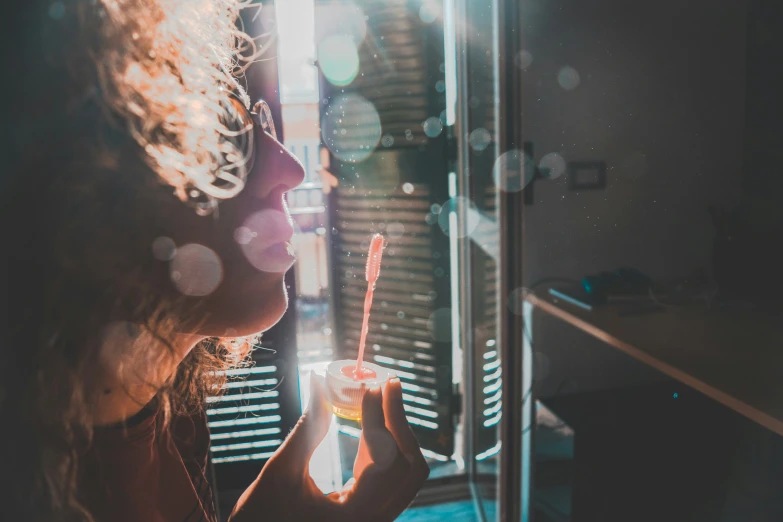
[149,121,305,338]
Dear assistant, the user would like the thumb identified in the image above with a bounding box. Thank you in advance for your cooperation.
[273,371,331,472]
[355,386,399,476]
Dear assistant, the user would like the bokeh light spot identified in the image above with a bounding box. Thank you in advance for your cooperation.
[386,222,405,239]
[170,244,223,297]
[316,2,367,43]
[469,128,491,151]
[427,308,453,342]
[438,197,481,238]
[318,34,360,86]
[508,287,527,315]
[381,134,394,147]
[321,94,382,163]
[515,50,533,69]
[152,237,177,261]
[402,182,415,194]
[419,2,440,23]
[422,117,444,138]
[493,150,535,192]
[539,152,567,179]
[435,80,446,93]
[557,66,581,90]
[48,2,65,20]
[233,226,255,245]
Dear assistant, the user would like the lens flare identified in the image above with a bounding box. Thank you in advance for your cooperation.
[493,150,535,192]
[321,94,382,163]
[427,308,452,342]
[152,236,177,261]
[386,222,405,239]
[558,66,580,90]
[469,128,491,151]
[318,34,360,86]
[539,152,567,179]
[423,117,444,138]
[419,2,440,23]
[438,197,481,238]
[169,244,223,297]
[515,50,533,69]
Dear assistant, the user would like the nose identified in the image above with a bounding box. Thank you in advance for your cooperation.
[244,124,306,202]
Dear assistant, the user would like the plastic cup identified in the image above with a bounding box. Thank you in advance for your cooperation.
[325,360,393,421]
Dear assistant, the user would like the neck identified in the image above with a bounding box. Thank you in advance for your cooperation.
[92,322,205,426]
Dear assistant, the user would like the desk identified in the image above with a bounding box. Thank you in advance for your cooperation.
[526,288,783,436]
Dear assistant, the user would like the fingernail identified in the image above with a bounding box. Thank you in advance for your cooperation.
[389,376,400,384]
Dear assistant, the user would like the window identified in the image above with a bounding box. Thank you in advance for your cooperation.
[208,0,522,519]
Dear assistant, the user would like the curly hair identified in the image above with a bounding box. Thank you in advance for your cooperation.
[1,1,267,520]
[96,0,266,214]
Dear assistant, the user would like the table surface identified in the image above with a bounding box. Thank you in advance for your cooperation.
[526,288,783,436]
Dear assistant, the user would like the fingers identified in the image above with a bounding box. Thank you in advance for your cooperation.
[341,382,430,521]
[345,449,411,521]
[353,431,372,478]
[271,372,331,473]
[383,377,429,490]
[380,378,430,519]
[342,386,407,519]
[360,385,385,430]
[354,387,398,477]
[383,378,426,459]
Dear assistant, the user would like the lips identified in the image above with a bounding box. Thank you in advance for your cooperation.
[237,208,297,273]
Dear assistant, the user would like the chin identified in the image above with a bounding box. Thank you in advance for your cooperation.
[197,273,289,338]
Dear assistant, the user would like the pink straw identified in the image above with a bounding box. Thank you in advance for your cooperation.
[355,234,385,375]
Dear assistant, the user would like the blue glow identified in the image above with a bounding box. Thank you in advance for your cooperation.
[318,34,360,86]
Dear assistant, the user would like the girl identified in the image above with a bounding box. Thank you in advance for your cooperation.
[1,1,428,520]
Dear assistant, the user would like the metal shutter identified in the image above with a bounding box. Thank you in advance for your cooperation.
[207,365,285,464]
[317,0,454,455]
[207,320,302,492]
[315,0,434,149]
[349,0,430,147]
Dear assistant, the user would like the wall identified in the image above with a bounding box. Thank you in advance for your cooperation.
[742,0,783,219]
[517,0,749,394]
[522,0,747,283]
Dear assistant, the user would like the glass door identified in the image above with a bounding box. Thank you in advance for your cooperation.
[451,0,529,519]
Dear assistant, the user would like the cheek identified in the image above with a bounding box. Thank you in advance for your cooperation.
[153,194,292,337]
